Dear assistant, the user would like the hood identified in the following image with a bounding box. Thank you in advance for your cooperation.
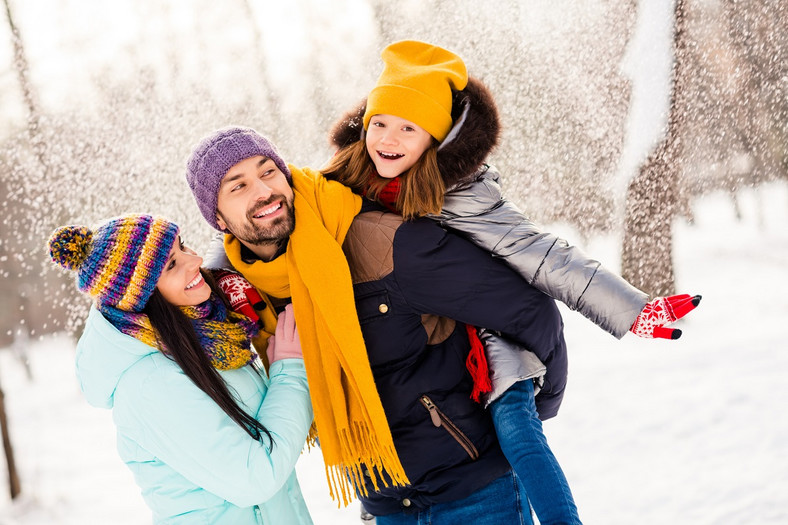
[329,76,501,188]
[75,306,158,409]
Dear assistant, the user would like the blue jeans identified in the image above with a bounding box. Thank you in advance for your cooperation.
[489,379,581,525]
[374,470,531,525]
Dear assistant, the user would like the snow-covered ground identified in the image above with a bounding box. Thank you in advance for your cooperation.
[0,182,786,524]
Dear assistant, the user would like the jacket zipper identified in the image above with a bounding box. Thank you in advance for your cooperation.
[420,395,479,460]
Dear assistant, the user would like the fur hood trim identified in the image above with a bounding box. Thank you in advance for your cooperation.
[329,77,501,188]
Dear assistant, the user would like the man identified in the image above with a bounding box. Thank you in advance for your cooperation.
[185,127,567,524]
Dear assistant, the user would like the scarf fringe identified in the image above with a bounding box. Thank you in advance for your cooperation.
[225,168,411,507]
[322,423,410,507]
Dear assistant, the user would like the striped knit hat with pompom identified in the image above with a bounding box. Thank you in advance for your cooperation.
[48,214,179,312]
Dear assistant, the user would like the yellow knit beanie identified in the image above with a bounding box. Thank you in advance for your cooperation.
[363,40,468,142]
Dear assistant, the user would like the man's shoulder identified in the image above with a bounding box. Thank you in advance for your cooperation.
[343,211,404,284]
[350,210,404,234]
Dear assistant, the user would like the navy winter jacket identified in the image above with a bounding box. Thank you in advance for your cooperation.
[342,206,567,515]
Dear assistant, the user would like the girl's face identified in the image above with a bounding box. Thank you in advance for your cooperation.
[156,237,211,306]
[366,114,434,179]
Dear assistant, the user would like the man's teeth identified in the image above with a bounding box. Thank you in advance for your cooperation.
[186,274,203,290]
[379,152,404,159]
[255,203,281,218]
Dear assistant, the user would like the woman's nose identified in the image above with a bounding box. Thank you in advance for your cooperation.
[187,252,203,269]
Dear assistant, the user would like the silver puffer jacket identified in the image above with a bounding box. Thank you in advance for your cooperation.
[439,166,648,339]
[438,167,648,405]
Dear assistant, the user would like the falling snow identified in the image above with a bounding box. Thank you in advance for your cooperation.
[0,0,786,523]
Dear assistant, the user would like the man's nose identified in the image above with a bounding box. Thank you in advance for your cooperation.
[252,178,274,199]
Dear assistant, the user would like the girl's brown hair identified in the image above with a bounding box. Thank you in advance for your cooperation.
[322,139,445,220]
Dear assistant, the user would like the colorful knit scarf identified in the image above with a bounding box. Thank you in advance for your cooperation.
[99,294,258,370]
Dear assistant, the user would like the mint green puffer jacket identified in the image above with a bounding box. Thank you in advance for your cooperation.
[75,306,314,524]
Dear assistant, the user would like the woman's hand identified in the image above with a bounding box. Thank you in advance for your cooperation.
[265,304,303,363]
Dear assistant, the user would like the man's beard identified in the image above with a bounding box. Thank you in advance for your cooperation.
[222,195,295,247]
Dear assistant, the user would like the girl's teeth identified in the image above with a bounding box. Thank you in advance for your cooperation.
[379,152,403,159]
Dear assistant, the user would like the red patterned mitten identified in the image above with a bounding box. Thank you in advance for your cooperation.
[213,269,266,323]
[630,294,702,340]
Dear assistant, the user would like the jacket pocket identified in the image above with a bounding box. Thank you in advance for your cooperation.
[355,290,392,324]
[419,395,479,460]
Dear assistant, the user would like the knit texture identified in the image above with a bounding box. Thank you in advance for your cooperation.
[225,165,410,504]
[99,294,258,370]
[363,40,468,141]
[186,127,291,231]
[48,215,179,312]
[371,176,402,213]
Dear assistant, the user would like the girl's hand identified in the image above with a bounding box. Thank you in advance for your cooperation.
[266,304,303,362]
[630,294,702,339]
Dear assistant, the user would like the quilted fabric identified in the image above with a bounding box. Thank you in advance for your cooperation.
[342,211,401,284]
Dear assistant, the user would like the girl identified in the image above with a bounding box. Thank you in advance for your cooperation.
[48,214,314,525]
[322,40,701,524]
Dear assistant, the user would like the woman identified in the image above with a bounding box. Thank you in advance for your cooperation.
[48,213,313,524]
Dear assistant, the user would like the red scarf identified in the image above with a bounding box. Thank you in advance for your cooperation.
[368,176,492,402]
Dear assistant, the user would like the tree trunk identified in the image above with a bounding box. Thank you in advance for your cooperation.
[3,0,47,173]
[621,0,689,297]
[0,381,21,499]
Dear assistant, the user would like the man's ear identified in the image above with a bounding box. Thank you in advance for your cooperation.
[216,212,227,232]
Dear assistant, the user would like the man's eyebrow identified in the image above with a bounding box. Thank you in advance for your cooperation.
[220,172,244,189]
[220,157,272,189]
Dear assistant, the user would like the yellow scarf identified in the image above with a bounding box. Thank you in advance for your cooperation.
[225,166,409,504]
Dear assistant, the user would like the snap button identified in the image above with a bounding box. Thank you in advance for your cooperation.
[402,498,411,507]
[364,469,371,477]
[378,303,389,314]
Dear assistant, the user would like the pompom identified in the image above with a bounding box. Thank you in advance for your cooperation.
[48,225,93,271]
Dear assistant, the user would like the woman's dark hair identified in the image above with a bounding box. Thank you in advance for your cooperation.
[144,270,274,449]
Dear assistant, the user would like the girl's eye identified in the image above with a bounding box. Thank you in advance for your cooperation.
[261,169,274,178]
[167,259,176,271]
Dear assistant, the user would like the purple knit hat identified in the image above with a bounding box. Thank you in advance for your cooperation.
[185,126,291,231]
